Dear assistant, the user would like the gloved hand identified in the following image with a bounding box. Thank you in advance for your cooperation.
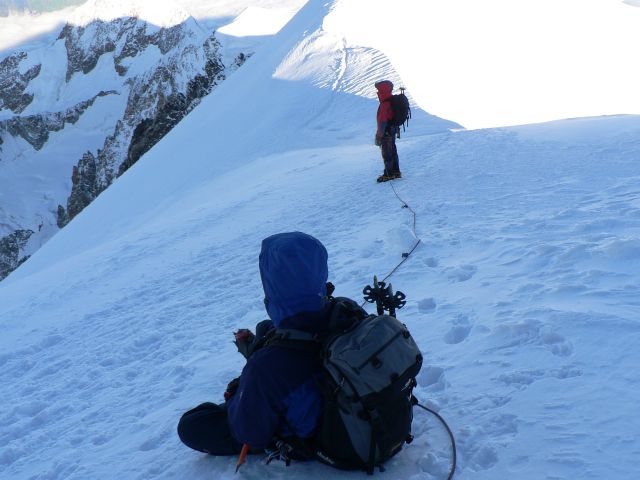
[375,134,382,146]
[326,281,335,298]
[234,329,256,359]
[224,377,240,401]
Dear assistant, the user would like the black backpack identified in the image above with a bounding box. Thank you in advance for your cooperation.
[266,297,423,474]
[387,90,411,130]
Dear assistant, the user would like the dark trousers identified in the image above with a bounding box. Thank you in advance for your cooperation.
[177,402,244,455]
[381,129,400,175]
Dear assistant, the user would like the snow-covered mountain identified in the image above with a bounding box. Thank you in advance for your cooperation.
[0,0,260,280]
[1,0,639,479]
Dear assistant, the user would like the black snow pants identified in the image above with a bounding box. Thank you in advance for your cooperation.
[381,127,400,176]
[177,402,244,455]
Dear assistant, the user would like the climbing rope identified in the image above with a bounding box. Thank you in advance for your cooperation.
[380,180,422,284]
[415,401,457,480]
[368,182,457,480]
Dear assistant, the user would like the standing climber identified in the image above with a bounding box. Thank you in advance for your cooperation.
[374,80,401,183]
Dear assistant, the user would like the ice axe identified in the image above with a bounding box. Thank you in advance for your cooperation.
[362,275,406,317]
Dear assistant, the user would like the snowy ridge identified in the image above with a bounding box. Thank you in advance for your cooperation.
[69,0,191,28]
[1,0,640,479]
[217,6,298,37]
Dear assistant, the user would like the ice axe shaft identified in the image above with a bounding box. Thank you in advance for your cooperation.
[235,444,250,473]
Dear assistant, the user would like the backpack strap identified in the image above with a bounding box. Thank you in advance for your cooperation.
[266,297,367,351]
[265,328,323,351]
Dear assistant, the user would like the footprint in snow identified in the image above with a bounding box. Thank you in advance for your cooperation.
[443,314,472,344]
[445,264,477,282]
[457,426,500,472]
[489,319,573,357]
[422,257,439,267]
[417,366,446,392]
[418,452,452,478]
[497,365,583,389]
[496,369,546,389]
[417,298,436,314]
[444,325,472,344]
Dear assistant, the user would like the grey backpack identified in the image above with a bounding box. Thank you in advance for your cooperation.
[268,297,423,474]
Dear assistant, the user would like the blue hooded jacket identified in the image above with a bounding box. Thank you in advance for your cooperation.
[227,232,330,448]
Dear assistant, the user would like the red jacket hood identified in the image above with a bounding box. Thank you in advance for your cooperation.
[375,80,393,102]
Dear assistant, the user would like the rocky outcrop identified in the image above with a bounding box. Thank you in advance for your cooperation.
[0,52,41,114]
[59,17,192,81]
[67,151,99,220]
[0,91,116,151]
[120,56,225,175]
[0,229,33,281]
[64,30,227,220]
[59,21,118,81]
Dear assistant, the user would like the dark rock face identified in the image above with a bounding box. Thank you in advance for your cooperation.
[59,18,190,81]
[67,151,99,220]
[0,229,33,281]
[65,31,227,220]
[56,205,69,228]
[120,56,225,176]
[59,21,120,81]
[0,52,41,113]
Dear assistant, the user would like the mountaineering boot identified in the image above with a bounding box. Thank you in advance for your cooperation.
[377,174,393,183]
[392,172,402,179]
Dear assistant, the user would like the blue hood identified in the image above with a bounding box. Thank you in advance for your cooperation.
[259,232,328,328]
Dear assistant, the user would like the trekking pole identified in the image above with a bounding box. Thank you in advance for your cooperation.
[235,443,250,473]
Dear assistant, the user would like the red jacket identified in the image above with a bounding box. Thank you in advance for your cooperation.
[375,80,394,136]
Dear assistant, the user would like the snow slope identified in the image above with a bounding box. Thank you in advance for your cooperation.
[1,0,640,479]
